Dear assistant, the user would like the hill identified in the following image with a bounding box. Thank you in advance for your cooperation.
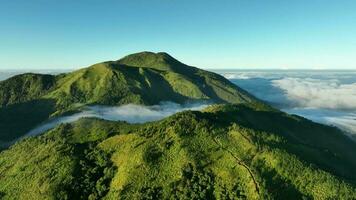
[0,52,262,143]
[0,104,356,199]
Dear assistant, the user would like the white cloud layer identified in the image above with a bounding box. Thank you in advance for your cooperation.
[25,102,209,138]
[272,78,356,110]
[0,102,209,148]
[219,70,356,139]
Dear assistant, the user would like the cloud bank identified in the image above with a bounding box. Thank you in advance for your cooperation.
[223,71,356,111]
[272,78,356,110]
[25,102,210,138]
[220,70,356,139]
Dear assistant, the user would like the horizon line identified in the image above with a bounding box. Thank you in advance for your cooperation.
[1,67,356,71]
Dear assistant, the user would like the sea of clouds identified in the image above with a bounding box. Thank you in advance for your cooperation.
[273,77,356,110]
[215,69,356,139]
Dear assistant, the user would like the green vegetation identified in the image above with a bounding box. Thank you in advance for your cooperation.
[0,52,261,142]
[1,104,356,199]
[1,52,356,199]
[0,73,55,107]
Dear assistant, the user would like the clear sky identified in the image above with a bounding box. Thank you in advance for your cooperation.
[1,0,356,70]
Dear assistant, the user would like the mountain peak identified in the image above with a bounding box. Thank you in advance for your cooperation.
[116,51,184,71]
[120,51,175,60]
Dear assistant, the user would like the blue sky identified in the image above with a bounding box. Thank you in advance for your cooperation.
[1,0,355,69]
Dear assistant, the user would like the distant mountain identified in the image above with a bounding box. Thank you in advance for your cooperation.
[0,52,262,142]
[1,104,355,199]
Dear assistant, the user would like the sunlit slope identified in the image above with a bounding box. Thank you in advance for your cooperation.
[0,52,258,109]
[47,52,259,109]
[1,104,355,199]
[0,52,262,142]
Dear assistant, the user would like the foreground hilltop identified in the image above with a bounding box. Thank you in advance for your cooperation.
[1,104,356,199]
[0,52,263,142]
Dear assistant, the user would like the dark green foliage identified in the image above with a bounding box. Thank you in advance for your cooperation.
[143,144,163,164]
[69,143,116,200]
[170,164,215,200]
[254,159,306,199]
[138,186,163,200]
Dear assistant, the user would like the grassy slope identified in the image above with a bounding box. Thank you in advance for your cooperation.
[1,104,355,200]
[0,52,260,142]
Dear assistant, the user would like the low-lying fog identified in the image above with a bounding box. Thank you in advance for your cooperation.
[26,102,210,138]
[0,102,209,148]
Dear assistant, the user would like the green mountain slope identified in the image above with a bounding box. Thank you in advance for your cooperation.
[0,52,261,142]
[46,51,259,108]
[0,73,55,107]
[1,104,355,199]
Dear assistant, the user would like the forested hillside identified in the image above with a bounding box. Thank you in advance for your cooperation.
[1,104,355,199]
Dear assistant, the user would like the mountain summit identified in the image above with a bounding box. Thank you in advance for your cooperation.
[116,51,186,71]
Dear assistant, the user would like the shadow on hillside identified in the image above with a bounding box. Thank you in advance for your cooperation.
[0,99,56,142]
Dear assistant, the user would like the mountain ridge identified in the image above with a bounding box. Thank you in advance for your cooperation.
[0,52,264,142]
[116,51,186,71]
